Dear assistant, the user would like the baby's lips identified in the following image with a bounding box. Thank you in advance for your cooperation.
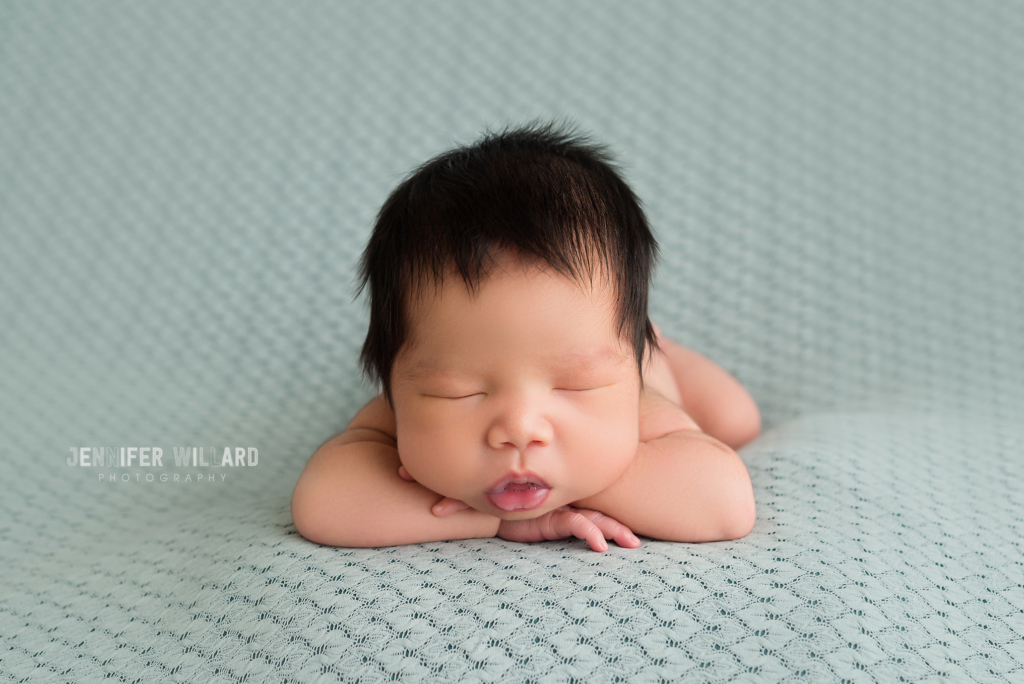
[486,471,550,493]
[486,485,550,512]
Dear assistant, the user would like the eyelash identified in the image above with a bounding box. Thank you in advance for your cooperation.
[434,388,597,399]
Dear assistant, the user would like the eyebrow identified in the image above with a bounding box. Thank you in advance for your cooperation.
[402,346,625,380]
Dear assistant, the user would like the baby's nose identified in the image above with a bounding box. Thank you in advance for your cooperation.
[487,403,554,451]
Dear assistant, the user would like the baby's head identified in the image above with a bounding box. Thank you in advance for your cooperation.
[353,119,661,518]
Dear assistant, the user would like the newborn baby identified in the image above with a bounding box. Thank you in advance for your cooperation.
[292,120,760,552]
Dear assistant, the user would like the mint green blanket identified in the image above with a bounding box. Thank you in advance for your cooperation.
[1,2,1021,681]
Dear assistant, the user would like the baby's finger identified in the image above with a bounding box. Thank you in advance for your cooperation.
[431,498,470,517]
[557,510,608,552]
[577,510,641,549]
[397,465,415,482]
[593,514,642,548]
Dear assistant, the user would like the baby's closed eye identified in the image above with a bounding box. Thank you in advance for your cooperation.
[555,383,614,393]
[424,382,615,398]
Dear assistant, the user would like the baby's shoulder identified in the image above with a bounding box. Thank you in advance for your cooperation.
[349,392,397,435]
[638,386,701,443]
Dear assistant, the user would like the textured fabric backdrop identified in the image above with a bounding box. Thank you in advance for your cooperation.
[1,1,1022,682]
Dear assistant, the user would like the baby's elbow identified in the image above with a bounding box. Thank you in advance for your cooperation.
[722,478,757,540]
[291,485,320,544]
[291,477,337,546]
[723,500,756,540]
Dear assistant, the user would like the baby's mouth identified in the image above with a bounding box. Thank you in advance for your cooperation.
[486,473,551,512]
[500,482,541,492]
[487,472,551,493]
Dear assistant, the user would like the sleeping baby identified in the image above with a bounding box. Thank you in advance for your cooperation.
[291,119,761,552]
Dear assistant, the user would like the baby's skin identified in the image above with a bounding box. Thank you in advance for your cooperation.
[292,253,761,551]
[396,324,756,550]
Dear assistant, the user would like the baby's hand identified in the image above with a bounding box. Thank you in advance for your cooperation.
[496,505,641,552]
[397,465,641,551]
[397,465,471,517]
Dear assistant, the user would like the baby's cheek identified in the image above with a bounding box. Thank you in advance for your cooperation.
[396,426,467,491]
[567,415,639,491]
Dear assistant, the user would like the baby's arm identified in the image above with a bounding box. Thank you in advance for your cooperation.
[291,422,501,548]
[294,395,642,552]
[571,388,756,542]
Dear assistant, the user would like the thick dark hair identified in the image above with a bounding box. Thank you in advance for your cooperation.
[353,117,661,409]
